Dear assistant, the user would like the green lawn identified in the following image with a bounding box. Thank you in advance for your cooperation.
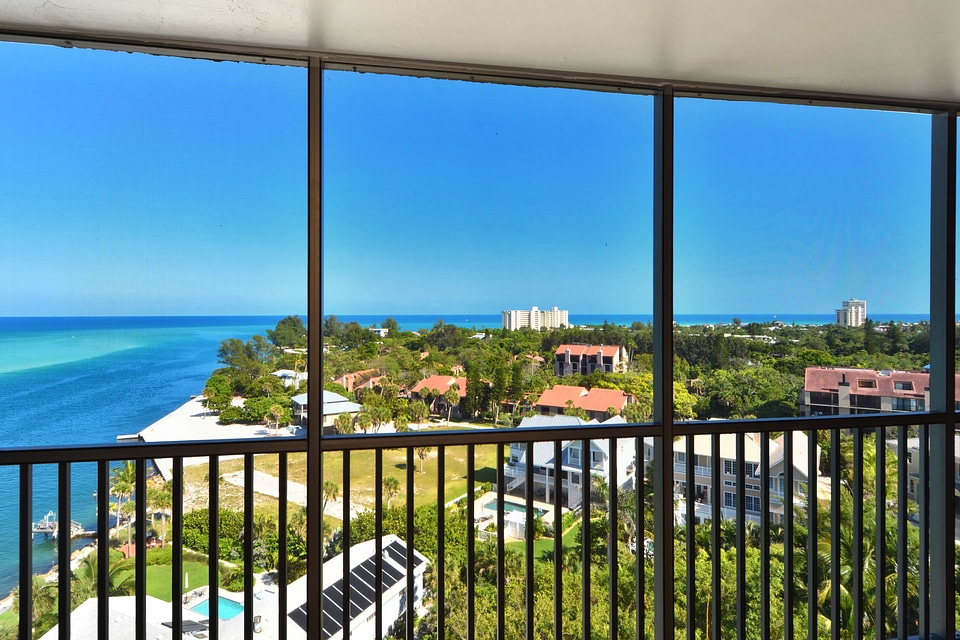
[202,430,504,511]
[112,560,211,602]
[321,442,503,508]
[506,522,581,563]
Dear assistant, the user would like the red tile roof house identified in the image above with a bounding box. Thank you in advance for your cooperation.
[800,366,960,416]
[409,375,468,419]
[554,344,630,377]
[332,368,383,393]
[534,384,634,422]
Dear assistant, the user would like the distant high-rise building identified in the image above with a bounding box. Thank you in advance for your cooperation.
[835,298,866,327]
[501,306,569,331]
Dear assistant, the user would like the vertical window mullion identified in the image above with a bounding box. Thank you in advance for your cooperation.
[652,83,676,640]
[928,109,957,638]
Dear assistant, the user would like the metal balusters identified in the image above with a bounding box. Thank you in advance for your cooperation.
[496,445,505,640]
[172,457,184,639]
[874,428,886,640]
[784,430,794,640]
[97,460,109,640]
[735,433,745,640]
[853,428,864,640]
[375,449,383,640]
[608,438,618,640]
[135,459,147,640]
[553,439,562,639]
[525,440,534,640]
[19,464,31,640]
[685,434,695,640]
[918,424,929,638]
[244,454,254,640]
[406,447,415,640]
[57,462,71,640]
[437,446,445,640]
[711,433,721,640]
[831,428,840,640]
[208,455,220,639]
[278,452,288,640]
[636,436,645,640]
[760,432,770,640]
[466,444,475,640]
[581,438,590,640]
[807,429,818,640]
[896,426,906,640]
[342,451,351,639]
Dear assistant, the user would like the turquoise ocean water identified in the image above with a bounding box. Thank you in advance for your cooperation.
[0,316,285,595]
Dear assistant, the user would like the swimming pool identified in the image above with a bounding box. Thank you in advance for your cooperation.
[483,500,547,518]
[190,596,244,621]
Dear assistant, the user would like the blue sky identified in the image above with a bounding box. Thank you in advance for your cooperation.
[0,43,306,316]
[323,71,933,316]
[0,41,936,317]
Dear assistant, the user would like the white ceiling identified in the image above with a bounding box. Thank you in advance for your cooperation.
[1,0,959,105]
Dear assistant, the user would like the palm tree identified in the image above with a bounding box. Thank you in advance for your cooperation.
[334,412,354,435]
[382,476,400,508]
[355,412,373,434]
[409,400,429,428]
[322,481,339,514]
[120,499,136,552]
[415,446,431,473]
[443,387,460,424]
[393,413,410,433]
[268,403,286,436]
[149,482,173,545]
[71,549,136,605]
[110,460,136,540]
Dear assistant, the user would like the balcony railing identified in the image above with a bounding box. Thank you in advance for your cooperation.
[2,411,956,639]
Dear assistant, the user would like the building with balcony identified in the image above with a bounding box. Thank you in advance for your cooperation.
[534,384,633,421]
[505,415,635,509]
[554,344,630,377]
[501,306,569,331]
[799,366,960,416]
[835,298,867,327]
[642,432,824,525]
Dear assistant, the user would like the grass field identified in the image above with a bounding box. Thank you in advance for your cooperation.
[191,435,505,512]
[506,522,581,563]
[139,561,211,602]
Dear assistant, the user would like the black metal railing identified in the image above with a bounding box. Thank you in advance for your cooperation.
[0,410,955,639]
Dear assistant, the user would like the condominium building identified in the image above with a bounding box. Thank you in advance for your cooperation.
[640,431,823,525]
[505,414,636,509]
[798,366,960,416]
[835,298,867,327]
[554,344,630,377]
[501,306,568,331]
[534,384,634,421]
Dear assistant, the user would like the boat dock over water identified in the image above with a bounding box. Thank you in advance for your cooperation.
[31,511,95,539]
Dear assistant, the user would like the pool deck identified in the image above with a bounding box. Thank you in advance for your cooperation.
[473,491,559,526]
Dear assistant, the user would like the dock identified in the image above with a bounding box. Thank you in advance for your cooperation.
[31,511,95,539]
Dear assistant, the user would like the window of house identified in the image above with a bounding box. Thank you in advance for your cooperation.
[894,381,913,390]
[858,379,877,389]
[723,460,735,475]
